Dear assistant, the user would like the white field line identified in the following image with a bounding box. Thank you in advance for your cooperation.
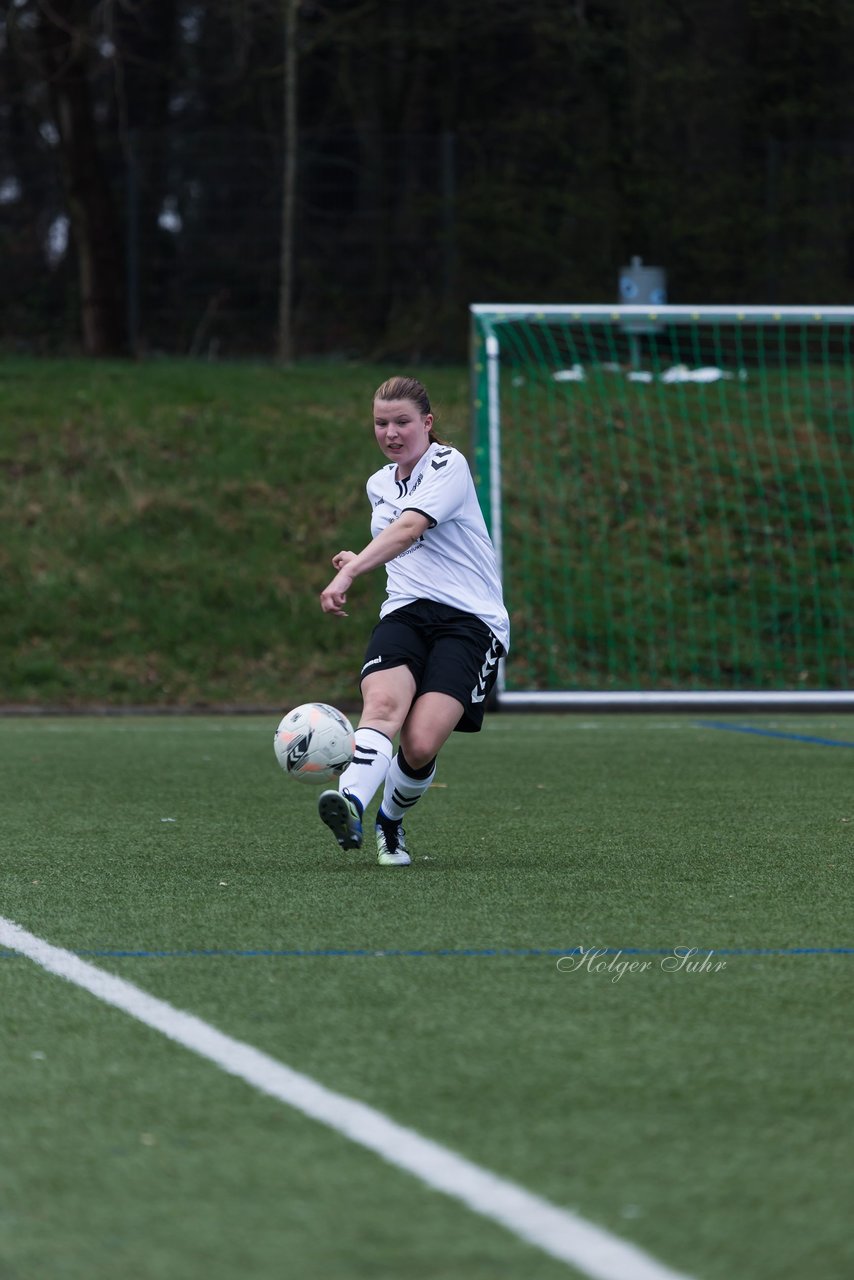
[1,915,695,1280]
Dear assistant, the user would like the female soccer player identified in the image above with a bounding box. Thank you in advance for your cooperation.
[317,375,510,866]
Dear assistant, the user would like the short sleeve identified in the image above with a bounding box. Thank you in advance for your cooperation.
[399,448,468,528]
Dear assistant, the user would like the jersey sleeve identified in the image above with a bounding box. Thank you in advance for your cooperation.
[399,448,468,527]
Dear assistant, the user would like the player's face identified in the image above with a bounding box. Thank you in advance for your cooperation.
[373,398,433,477]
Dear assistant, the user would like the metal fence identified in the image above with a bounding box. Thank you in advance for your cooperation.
[2,129,853,359]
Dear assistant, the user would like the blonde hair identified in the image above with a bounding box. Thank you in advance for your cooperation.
[373,375,447,444]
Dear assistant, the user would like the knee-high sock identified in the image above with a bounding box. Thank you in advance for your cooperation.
[380,750,436,822]
[337,727,394,815]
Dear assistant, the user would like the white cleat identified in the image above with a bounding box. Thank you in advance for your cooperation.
[375,816,412,867]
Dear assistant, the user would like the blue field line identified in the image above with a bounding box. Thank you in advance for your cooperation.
[697,719,854,748]
[2,944,852,961]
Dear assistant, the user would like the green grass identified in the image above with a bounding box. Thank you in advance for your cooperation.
[2,713,852,1279]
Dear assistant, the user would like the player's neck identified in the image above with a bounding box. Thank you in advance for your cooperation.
[396,442,432,483]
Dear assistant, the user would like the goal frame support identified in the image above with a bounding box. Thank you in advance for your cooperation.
[471,304,854,713]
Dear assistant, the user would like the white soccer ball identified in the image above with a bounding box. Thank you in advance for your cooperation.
[273,702,355,785]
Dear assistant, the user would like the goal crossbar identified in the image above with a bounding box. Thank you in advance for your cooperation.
[472,303,854,325]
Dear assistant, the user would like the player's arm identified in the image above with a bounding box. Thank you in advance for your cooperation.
[320,510,430,616]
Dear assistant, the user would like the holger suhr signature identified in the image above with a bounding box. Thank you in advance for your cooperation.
[556,946,728,983]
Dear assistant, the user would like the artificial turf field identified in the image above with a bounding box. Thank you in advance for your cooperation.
[1,712,851,1280]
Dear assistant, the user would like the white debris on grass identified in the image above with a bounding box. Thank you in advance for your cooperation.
[551,363,749,385]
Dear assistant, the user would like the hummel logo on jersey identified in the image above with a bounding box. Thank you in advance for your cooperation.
[361,655,383,675]
[429,447,452,472]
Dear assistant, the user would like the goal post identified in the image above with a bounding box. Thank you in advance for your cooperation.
[470,304,854,711]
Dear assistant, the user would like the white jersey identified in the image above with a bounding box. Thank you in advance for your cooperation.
[366,442,510,653]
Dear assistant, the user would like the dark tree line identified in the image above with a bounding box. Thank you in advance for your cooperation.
[1,0,853,359]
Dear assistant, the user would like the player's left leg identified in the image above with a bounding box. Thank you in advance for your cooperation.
[399,691,463,766]
[375,615,502,866]
[376,692,462,866]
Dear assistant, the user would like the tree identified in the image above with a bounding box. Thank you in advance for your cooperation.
[278,0,299,364]
[2,0,853,357]
[23,0,129,354]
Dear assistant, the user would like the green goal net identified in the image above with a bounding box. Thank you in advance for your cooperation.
[470,305,854,709]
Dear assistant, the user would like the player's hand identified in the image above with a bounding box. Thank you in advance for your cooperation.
[320,567,354,617]
[332,550,357,570]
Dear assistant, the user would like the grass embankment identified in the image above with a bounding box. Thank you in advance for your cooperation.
[1,360,469,708]
[2,356,850,706]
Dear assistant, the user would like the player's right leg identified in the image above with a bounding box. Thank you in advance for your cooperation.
[317,788,364,850]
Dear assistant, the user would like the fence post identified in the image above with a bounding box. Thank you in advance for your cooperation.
[441,131,456,313]
[125,131,140,355]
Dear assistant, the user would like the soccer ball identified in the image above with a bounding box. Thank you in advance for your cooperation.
[274,702,355,785]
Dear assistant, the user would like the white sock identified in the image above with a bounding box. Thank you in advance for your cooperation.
[337,727,394,816]
[380,753,436,822]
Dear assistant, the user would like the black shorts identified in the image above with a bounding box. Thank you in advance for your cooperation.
[359,600,504,733]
